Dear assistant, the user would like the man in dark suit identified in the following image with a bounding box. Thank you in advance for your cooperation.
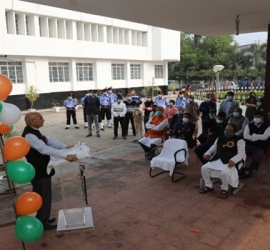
[218,91,239,119]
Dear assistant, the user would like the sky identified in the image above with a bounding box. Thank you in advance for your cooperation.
[234,32,268,46]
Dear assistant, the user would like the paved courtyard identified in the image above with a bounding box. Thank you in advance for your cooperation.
[1,105,270,250]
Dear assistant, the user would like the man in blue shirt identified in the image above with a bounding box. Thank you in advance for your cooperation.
[99,88,112,130]
[199,93,217,122]
[63,93,79,129]
[175,90,187,108]
[154,91,169,109]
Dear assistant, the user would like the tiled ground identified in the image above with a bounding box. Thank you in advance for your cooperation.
[1,148,270,250]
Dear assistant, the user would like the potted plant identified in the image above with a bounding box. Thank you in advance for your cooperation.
[52,103,61,112]
[25,85,39,111]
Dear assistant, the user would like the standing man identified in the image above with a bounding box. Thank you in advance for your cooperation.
[99,88,112,130]
[199,93,217,122]
[64,93,79,129]
[81,90,90,129]
[85,90,101,137]
[175,90,187,108]
[154,91,169,109]
[200,124,245,198]
[142,95,154,130]
[124,94,137,136]
[22,112,77,229]
[108,86,117,128]
[130,89,142,104]
[218,91,239,119]
[111,97,127,140]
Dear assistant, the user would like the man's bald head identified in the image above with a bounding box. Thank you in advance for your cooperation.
[25,112,44,128]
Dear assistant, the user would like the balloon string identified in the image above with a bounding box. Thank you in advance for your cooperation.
[0,134,26,250]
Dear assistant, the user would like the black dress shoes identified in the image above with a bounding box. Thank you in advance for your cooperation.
[86,133,92,137]
[113,136,117,140]
[48,217,56,223]
[122,136,126,140]
[43,223,57,230]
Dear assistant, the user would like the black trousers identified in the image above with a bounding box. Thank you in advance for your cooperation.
[245,145,265,173]
[194,142,212,164]
[139,142,156,153]
[31,177,52,224]
[66,109,77,125]
[114,117,125,137]
[125,113,136,136]
[83,108,87,123]
[144,115,149,132]
[100,107,111,120]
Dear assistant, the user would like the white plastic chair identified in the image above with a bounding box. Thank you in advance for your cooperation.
[150,139,189,182]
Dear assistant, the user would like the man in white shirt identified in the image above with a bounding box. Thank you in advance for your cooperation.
[111,97,127,140]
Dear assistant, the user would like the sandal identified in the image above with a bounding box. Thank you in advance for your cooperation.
[199,186,214,194]
[220,190,229,199]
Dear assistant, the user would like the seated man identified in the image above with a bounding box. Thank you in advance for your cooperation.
[139,106,168,159]
[228,108,249,138]
[240,111,270,179]
[194,112,227,164]
[167,107,185,136]
[198,108,216,144]
[174,112,195,148]
[200,124,245,198]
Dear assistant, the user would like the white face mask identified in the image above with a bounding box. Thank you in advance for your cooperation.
[108,90,112,93]
[157,95,161,98]
[146,98,151,102]
[179,95,183,98]
[127,97,132,101]
[68,96,73,99]
[183,118,189,123]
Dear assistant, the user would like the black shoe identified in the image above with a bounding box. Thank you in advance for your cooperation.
[75,126,80,129]
[65,127,69,130]
[113,136,118,140]
[86,133,92,137]
[100,128,105,131]
[84,126,88,129]
[43,223,57,230]
[48,217,56,223]
[97,134,100,137]
[239,173,252,179]
[123,136,126,140]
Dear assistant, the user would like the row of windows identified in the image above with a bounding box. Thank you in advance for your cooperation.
[0,61,163,83]
[5,11,147,47]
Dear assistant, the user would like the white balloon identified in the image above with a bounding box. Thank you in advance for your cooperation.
[0,102,21,124]
[27,212,37,217]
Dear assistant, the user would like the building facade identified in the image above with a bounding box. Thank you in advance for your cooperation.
[0,0,180,110]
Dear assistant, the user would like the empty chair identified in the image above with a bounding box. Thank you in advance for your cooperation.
[150,139,189,182]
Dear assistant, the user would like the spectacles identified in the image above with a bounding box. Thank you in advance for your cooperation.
[32,117,44,120]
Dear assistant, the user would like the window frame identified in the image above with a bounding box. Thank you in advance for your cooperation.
[111,63,125,80]
[130,64,141,79]
[0,61,24,84]
[48,62,70,82]
[155,65,163,79]
[76,63,93,82]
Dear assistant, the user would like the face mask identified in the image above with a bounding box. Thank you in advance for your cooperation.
[205,98,210,102]
[179,95,183,98]
[117,100,121,104]
[85,93,90,96]
[68,97,72,99]
[257,102,262,106]
[216,118,223,124]
[134,107,139,110]
[188,99,193,102]
[183,118,189,123]
[89,93,93,96]
[108,90,112,93]
[224,130,234,138]
[233,112,239,117]
[155,110,162,116]
[127,97,132,101]
[169,102,173,106]
[226,96,233,101]
[254,118,262,124]
[209,113,215,118]
[146,98,151,102]
[157,95,161,98]
[178,110,183,115]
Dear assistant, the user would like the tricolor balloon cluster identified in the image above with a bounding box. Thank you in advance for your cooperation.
[0,74,44,242]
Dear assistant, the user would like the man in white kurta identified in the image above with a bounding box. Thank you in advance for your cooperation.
[200,124,245,198]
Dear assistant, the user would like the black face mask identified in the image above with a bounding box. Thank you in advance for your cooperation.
[152,109,156,112]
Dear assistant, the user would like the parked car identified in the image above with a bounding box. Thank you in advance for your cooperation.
[183,81,205,90]
[220,82,238,89]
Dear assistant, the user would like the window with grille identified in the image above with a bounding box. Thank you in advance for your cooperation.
[130,64,141,79]
[155,65,163,79]
[15,14,19,35]
[0,61,24,83]
[49,62,70,82]
[111,64,124,80]
[76,63,93,81]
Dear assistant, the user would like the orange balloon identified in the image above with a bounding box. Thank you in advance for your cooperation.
[3,136,30,161]
[16,192,42,216]
[0,123,11,134]
[0,74,13,101]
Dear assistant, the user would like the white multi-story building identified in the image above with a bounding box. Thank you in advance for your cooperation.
[0,0,180,110]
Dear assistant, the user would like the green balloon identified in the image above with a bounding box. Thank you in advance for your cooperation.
[9,124,14,131]
[0,102,2,113]
[15,216,44,243]
[6,161,35,184]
